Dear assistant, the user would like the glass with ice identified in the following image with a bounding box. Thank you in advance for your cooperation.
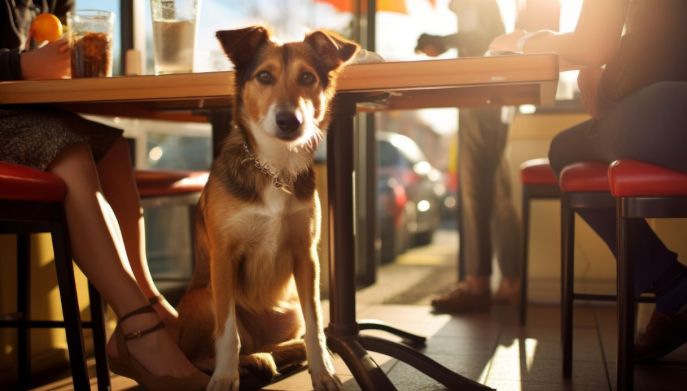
[151,0,198,74]
[67,10,114,78]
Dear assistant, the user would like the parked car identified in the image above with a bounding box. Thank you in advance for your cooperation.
[376,132,445,263]
[441,170,459,219]
[377,174,408,263]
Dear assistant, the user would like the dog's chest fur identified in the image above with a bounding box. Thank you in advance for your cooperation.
[214,181,314,309]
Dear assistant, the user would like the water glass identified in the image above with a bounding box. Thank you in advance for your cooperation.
[150,0,199,74]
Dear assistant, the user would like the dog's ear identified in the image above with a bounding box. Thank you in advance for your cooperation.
[304,30,359,71]
[216,26,270,69]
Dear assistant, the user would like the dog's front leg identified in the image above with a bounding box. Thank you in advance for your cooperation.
[207,257,241,391]
[294,251,341,391]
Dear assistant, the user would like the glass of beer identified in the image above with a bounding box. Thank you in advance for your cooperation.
[150,0,198,75]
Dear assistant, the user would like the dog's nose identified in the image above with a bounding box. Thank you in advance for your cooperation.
[276,111,302,134]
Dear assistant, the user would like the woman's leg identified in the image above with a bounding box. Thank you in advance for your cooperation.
[95,138,178,326]
[47,143,198,378]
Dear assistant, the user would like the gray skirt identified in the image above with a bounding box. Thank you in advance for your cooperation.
[0,107,123,171]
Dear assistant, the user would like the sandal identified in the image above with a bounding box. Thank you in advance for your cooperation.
[108,304,209,391]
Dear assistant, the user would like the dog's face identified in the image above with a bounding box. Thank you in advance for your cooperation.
[217,26,358,149]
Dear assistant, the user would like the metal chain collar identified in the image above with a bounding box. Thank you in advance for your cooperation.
[239,133,293,195]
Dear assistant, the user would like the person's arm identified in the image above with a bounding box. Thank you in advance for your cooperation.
[417,29,501,57]
[0,48,23,80]
[416,32,483,56]
[491,0,629,66]
[19,38,71,80]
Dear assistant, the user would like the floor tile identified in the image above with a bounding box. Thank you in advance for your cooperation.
[606,362,687,391]
[499,326,605,362]
[487,358,610,387]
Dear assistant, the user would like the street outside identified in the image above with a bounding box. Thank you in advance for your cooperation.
[358,223,460,307]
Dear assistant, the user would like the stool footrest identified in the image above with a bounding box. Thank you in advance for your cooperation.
[0,320,96,329]
[573,293,616,302]
[572,293,655,303]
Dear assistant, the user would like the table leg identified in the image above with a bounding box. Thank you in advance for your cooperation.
[326,98,494,391]
[326,98,396,390]
[204,108,233,158]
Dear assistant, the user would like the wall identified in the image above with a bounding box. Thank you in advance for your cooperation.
[507,111,617,302]
[0,235,102,386]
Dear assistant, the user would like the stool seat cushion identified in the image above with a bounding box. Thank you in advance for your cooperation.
[135,170,208,198]
[609,160,687,197]
[0,162,67,202]
[559,161,610,192]
[521,158,558,185]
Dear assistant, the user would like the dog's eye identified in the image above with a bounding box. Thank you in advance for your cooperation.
[299,72,316,86]
[255,71,274,85]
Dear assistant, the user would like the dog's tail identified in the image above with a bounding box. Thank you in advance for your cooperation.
[268,339,307,368]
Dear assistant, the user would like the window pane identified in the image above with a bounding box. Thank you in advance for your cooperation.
[142,0,354,73]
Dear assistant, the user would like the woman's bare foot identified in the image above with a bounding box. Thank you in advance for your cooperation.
[107,296,179,360]
[107,311,198,378]
[149,295,180,339]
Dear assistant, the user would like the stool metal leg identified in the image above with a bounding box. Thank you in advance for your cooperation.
[617,207,635,391]
[51,222,90,391]
[520,188,531,325]
[561,194,575,378]
[89,284,110,391]
[17,233,31,389]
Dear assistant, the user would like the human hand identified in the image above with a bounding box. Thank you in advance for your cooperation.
[577,66,604,118]
[489,30,529,53]
[20,38,70,80]
[415,34,447,57]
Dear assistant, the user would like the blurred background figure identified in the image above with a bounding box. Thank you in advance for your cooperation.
[416,0,523,313]
[415,0,562,314]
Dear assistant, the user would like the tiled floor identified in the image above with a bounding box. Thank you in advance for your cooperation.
[28,303,687,390]
[25,227,687,390]
[266,302,687,391]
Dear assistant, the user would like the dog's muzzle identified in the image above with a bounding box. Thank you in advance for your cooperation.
[275,111,303,140]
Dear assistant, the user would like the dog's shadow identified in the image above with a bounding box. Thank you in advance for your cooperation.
[193,359,308,390]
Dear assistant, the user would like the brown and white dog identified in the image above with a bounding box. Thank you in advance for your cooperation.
[175,26,358,391]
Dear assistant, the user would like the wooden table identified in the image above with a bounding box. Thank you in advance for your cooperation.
[0,54,559,390]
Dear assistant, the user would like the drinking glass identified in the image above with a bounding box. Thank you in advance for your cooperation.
[67,10,114,78]
[150,0,199,74]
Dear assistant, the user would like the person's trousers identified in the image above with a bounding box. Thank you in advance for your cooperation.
[459,106,522,278]
[548,81,687,295]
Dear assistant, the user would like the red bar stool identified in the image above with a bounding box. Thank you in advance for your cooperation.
[0,162,109,390]
[135,169,209,201]
[609,159,687,391]
[558,161,615,378]
[519,158,560,325]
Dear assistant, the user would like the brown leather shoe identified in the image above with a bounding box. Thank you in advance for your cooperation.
[431,283,491,314]
[635,309,687,362]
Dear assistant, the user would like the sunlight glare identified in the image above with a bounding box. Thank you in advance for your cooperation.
[478,337,539,384]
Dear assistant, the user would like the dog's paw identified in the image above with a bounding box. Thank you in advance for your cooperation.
[310,370,343,391]
[206,370,239,391]
[240,352,279,381]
